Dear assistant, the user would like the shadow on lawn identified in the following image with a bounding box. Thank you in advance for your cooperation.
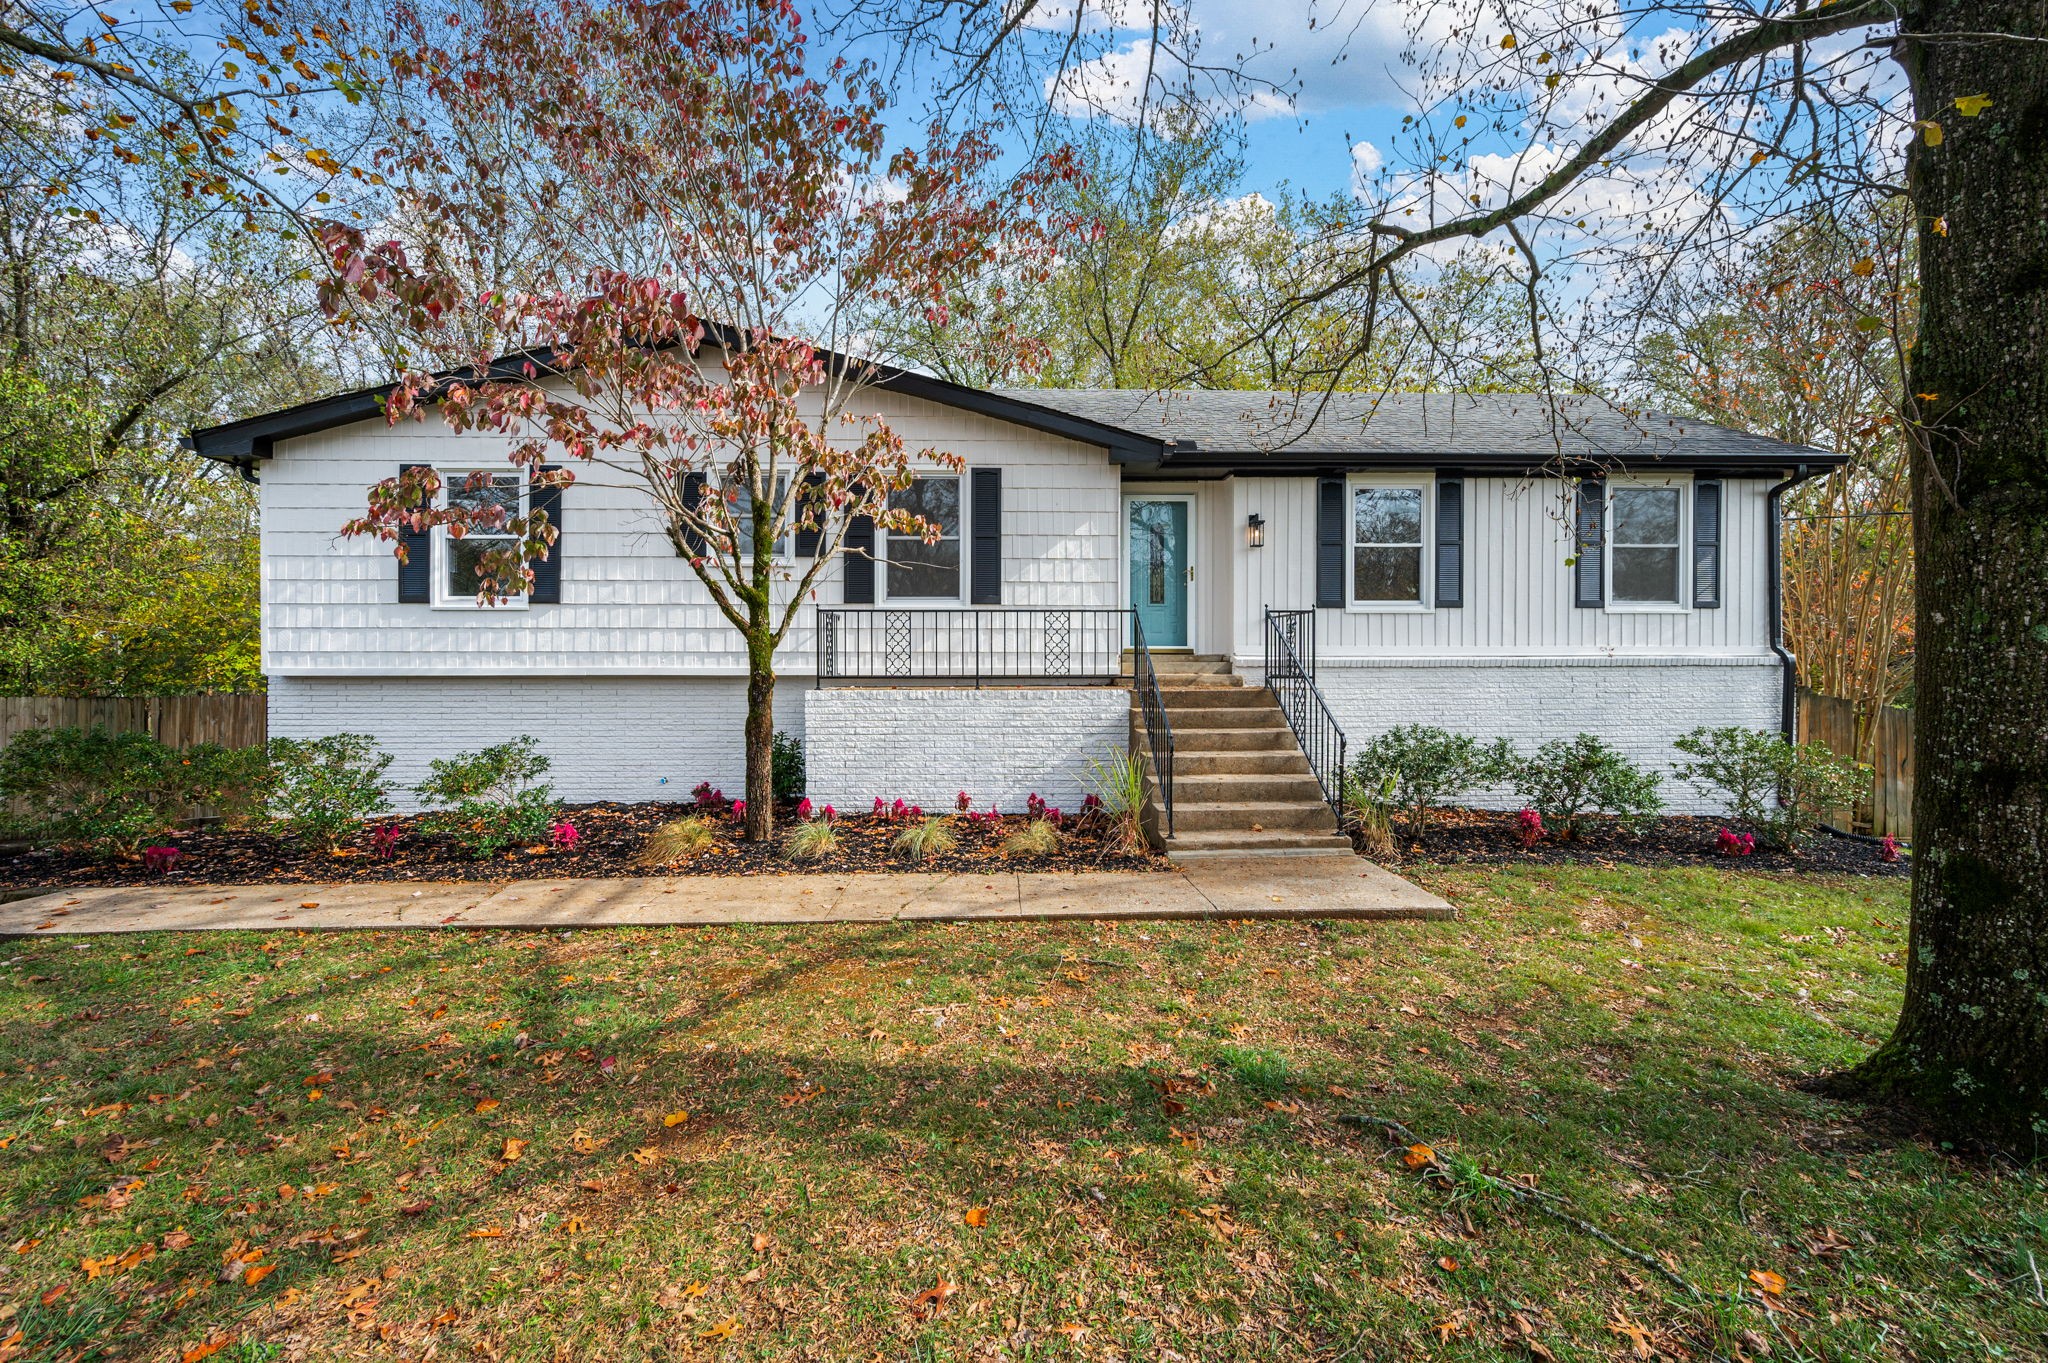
[0,914,2015,1361]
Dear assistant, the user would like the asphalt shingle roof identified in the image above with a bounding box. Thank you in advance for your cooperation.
[990,389,1831,467]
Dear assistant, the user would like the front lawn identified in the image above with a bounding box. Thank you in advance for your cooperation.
[0,865,2039,1362]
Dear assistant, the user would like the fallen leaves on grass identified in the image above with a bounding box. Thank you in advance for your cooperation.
[663,1110,690,1127]
[474,1098,500,1114]
[244,1263,276,1286]
[1401,1143,1437,1169]
[180,1337,234,1363]
[499,1138,526,1163]
[1607,1310,1653,1359]
[750,1232,773,1253]
[908,1277,958,1319]
[1748,1268,1786,1295]
[630,1146,660,1166]
[699,1318,740,1340]
[963,1206,989,1228]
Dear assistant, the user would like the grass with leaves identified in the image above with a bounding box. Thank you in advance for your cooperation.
[0,864,2039,1362]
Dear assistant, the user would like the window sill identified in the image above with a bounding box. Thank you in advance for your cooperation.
[430,600,532,611]
[1604,603,1690,615]
[1345,601,1434,614]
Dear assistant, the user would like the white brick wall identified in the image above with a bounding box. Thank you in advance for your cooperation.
[1271,655,1782,815]
[269,675,789,809]
[802,687,1129,812]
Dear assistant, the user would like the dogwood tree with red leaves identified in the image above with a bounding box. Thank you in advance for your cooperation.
[314,0,1079,840]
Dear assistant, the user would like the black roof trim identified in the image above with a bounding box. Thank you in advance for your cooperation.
[185,337,1168,469]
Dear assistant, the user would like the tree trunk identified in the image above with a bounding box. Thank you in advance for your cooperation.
[744,631,775,842]
[1839,2,2048,1142]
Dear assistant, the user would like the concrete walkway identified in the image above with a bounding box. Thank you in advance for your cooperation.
[0,854,1450,935]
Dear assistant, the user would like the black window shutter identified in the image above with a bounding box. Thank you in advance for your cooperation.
[397,463,434,603]
[969,467,1002,605]
[1316,476,1345,608]
[1434,474,1464,608]
[1693,479,1722,609]
[792,471,828,557]
[528,464,563,604]
[1573,477,1605,609]
[842,511,875,603]
[677,471,708,555]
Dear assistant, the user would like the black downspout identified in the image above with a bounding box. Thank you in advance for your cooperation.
[1766,464,1826,740]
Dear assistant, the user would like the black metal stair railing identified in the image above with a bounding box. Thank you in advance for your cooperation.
[1129,610,1175,837]
[1264,608,1348,821]
[815,607,1128,686]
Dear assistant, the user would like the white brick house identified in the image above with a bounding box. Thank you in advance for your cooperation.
[190,360,1841,842]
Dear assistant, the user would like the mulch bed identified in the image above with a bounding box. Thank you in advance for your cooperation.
[0,800,1169,891]
[1376,807,1909,878]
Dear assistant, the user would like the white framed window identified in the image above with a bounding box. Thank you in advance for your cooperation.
[1608,478,1688,609]
[436,468,527,608]
[1348,474,1432,610]
[733,475,791,561]
[884,474,962,601]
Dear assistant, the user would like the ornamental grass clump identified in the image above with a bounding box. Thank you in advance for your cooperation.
[890,816,957,863]
[783,818,839,863]
[1085,747,1149,855]
[635,815,717,867]
[1000,818,1062,858]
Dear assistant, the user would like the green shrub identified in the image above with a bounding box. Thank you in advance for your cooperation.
[771,730,805,801]
[782,818,839,863]
[1673,726,1867,849]
[414,736,560,859]
[266,734,394,852]
[0,725,232,858]
[187,743,275,827]
[1508,733,1665,837]
[890,816,958,863]
[1349,724,1513,833]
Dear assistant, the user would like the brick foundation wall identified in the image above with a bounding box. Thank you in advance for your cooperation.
[802,686,1129,813]
[1256,655,1782,815]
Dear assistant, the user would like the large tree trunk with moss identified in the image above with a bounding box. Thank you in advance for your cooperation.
[1839,2,2048,1140]
[744,625,776,843]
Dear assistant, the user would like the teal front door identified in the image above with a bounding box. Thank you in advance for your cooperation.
[1127,497,1191,648]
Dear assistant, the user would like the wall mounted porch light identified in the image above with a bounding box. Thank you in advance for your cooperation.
[1246,513,1266,549]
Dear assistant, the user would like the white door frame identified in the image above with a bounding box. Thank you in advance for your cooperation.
[1120,492,1198,652]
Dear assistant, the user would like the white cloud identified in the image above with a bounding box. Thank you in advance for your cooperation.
[1348,138,1383,191]
[1047,0,1429,123]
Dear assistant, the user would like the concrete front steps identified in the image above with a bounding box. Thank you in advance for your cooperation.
[1122,653,1352,859]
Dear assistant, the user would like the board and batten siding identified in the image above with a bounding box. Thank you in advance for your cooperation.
[1227,474,1775,660]
[259,387,1123,677]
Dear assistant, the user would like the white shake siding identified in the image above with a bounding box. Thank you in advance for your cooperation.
[259,388,1123,678]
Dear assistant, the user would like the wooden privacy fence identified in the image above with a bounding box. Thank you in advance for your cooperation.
[1797,688,1912,840]
[0,694,268,752]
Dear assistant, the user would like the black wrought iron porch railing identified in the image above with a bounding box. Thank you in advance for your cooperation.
[1129,609,1175,837]
[1264,608,1348,821]
[814,607,1129,687]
